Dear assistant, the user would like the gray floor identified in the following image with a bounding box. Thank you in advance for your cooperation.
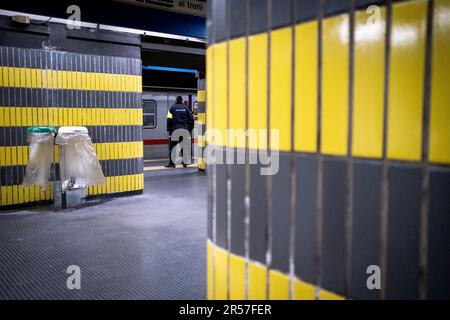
[0,168,207,300]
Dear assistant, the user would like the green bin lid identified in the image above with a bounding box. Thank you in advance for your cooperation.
[27,126,57,134]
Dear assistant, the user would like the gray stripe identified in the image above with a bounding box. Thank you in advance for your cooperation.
[0,89,141,108]
[0,46,141,75]
[0,158,143,186]
[0,126,143,146]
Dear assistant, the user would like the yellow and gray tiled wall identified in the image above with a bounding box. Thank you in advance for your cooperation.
[206,0,450,300]
[0,36,144,209]
[197,73,207,171]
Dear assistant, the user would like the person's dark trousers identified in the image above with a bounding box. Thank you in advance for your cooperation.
[168,135,188,165]
[168,134,177,166]
[168,135,192,166]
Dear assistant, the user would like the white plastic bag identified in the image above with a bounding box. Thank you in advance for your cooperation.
[21,133,55,190]
[55,132,105,189]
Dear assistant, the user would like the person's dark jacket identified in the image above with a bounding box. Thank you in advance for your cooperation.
[166,103,194,134]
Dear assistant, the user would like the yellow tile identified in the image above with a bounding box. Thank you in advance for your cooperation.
[58,70,63,89]
[214,42,227,147]
[293,278,316,300]
[387,0,427,161]
[0,66,3,86]
[24,186,30,203]
[206,46,214,141]
[429,0,450,164]
[295,21,318,153]
[6,186,13,205]
[31,68,37,88]
[82,72,87,90]
[79,107,84,125]
[198,158,206,170]
[207,240,215,300]
[198,90,206,102]
[42,107,48,126]
[118,143,124,159]
[270,27,292,152]
[214,245,229,300]
[229,253,245,300]
[248,261,267,300]
[25,68,31,88]
[120,175,125,193]
[2,67,8,87]
[29,184,35,202]
[269,269,289,300]
[248,33,268,150]
[21,108,27,127]
[4,107,10,126]
[8,67,13,86]
[229,37,246,149]
[63,108,68,126]
[0,147,6,166]
[52,70,58,89]
[9,107,16,126]
[1,186,7,206]
[77,71,83,91]
[198,112,206,125]
[0,107,4,127]
[10,146,17,166]
[20,68,26,87]
[12,185,19,204]
[14,68,20,87]
[322,14,350,156]
[17,146,23,166]
[353,2,387,156]
[5,146,11,166]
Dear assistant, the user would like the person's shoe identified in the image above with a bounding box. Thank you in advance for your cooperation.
[165,163,176,168]
[182,163,188,168]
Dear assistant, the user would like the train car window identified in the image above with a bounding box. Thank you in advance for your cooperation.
[143,100,157,129]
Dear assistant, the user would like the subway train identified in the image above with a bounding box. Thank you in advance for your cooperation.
[142,89,198,160]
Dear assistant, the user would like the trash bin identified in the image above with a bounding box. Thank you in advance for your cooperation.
[55,126,105,208]
[21,126,57,190]
[55,126,105,191]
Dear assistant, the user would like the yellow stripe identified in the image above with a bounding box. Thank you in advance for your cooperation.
[207,240,214,300]
[198,157,206,170]
[0,67,141,92]
[0,142,142,166]
[206,47,214,144]
[295,20,318,153]
[248,260,267,300]
[269,269,290,300]
[0,107,141,127]
[214,245,229,300]
[271,27,292,152]
[84,173,144,197]
[248,33,268,150]
[294,278,316,300]
[387,0,427,161]
[214,43,228,147]
[429,0,450,164]
[229,253,245,300]
[0,173,144,206]
[197,135,206,148]
[198,90,206,102]
[322,14,350,156]
[0,183,54,206]
[197,112,206,125]
[352,7,386,159]
[229,38,246,149]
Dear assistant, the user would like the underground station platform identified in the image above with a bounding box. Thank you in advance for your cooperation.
[0,0,449,310]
